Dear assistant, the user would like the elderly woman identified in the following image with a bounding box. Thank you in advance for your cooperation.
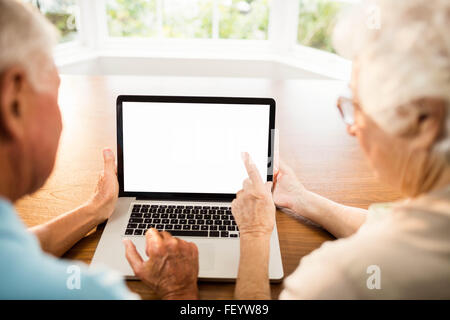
[231,0,450,299]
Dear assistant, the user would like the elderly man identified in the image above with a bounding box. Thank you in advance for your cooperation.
[230,0,450,299]
[0,0,197,299]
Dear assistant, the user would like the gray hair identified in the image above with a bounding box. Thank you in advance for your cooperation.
[0,0,58,91]
[333,0,450,162]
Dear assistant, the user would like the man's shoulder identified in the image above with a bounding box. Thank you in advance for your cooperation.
[0,227,134,300]
[0,242,135,299]
[0,236,69,298]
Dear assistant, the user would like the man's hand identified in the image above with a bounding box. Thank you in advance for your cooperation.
[123,229,199,300]
[87,148,119,223]
[231,152,275,238]
[29,148,119,256]
[272,159,308,214]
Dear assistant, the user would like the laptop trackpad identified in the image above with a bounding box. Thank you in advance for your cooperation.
[197,243,215,272]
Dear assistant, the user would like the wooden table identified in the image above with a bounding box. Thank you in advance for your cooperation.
[15,75,402,299]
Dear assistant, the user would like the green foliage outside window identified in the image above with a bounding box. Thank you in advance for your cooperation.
[107,0,158,37]
[297,0,346,53]
[24,0,347,53]
[162,0,213,38]
[218,0,269,40]
[106,0,269,40]
[44,12,77,42]
[23,0,78,43]
[106,0,344,51]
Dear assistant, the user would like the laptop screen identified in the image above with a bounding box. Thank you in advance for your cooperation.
[120,99,272,196]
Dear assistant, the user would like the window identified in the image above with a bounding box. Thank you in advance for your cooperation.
[23,0,79,43]
[106,0,270,40]
[297,0,350,53]
[218,0,269,40]
[163,0,213,39]
[17,0,353,79]
[106,0,159,38]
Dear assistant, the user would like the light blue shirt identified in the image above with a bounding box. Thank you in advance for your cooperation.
[0,198,138,299]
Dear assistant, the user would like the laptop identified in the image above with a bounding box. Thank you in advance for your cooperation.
[90,95,284,281]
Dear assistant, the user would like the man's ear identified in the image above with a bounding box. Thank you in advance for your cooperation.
[409,97,446,150]
[0,66,27,140]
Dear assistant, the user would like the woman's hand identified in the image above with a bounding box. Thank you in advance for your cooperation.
[272,159,309,215]
[86,148,119,223]
[123,229,199,300]
[272,159,368,237]
[231,152,275,238]
[232,152,274,299]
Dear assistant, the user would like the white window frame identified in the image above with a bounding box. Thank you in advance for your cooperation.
[54,0,352,80]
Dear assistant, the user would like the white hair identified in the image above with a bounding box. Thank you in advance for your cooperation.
[0,0,58,91]
[333,0,450,162]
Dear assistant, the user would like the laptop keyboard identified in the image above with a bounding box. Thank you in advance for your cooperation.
[124,204,239,238]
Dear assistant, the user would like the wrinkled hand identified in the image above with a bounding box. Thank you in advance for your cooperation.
[123,229,199,300]
[272,159,307,212]
[87,148,119,223]
[231,152,275,238]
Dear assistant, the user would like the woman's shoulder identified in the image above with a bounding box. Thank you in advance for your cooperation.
[285,207,450,299]
[400,184,450,216]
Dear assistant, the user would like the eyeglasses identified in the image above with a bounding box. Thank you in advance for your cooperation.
[337,97,355,125]
[337,88,356,126]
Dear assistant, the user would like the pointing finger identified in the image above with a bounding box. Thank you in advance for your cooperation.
[265,181,273,193]
[242,178,252,190]
[241,152,264,189]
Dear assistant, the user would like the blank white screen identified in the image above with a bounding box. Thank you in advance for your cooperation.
[122,101,270,194]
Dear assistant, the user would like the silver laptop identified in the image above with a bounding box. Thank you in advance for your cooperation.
[91,95,284,281]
